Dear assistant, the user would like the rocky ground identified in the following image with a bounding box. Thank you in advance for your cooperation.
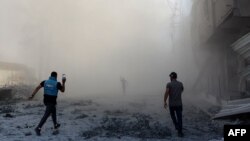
[0,92,233,141]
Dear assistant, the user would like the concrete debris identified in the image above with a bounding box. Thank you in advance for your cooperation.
[24,132,32,136]
[75,114,88,119]
[81,113,171,139]
[104,109,129,116]
[0,88,12,100]
[213,98,250,119]
[3,113,14,118]
[71,100,93,106]
[0,105,15,114]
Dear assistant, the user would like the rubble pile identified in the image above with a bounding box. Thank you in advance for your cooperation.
[0,105,15,114]
[81,113,171,139]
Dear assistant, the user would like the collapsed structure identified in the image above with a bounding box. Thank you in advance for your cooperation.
[191,0,250,119]
[0,61,34,100]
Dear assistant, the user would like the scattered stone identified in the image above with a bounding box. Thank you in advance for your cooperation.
[71,100,93,106]
[24,132,32,136]
[3,113,14,118]
[16,126,22,129]
[52,129,59,135]
[67,138,74,141]
[24,124,34,129]
[81,113,171,139]
[104,109,128,116]
[0,105,15,113]
[71,109,82,114]
[81,128,102,139]
[75,114,88,119]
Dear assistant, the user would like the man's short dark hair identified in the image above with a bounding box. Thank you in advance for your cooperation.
[169,72,177,79]
[51,71,57,78]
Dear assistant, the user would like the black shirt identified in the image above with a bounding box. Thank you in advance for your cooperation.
[166,80,184,107]
[40,81,63,105]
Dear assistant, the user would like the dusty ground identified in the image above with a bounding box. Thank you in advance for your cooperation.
[0,92,230,141]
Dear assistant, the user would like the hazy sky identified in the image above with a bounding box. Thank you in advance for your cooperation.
[0,0,195,96]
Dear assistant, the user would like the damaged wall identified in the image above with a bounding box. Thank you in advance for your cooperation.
[190,0,234,45]
[184,0,235,102]
[235,0,250,17]
[0,62,36,87]
[188,0,250,101]
[231,33,250,98]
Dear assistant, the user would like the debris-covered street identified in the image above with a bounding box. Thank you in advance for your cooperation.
[0,92,228,141]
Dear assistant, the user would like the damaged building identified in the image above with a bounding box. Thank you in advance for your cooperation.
[190,0,250,119]
[0,61,35,100]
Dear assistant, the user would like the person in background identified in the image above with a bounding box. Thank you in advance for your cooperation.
[164,72,184,137]
[29,71,66,136]
[120,76,128,95]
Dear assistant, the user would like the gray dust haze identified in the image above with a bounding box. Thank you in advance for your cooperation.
[0,0,220,101]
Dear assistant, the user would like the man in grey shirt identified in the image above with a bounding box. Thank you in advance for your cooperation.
[164,72,184,137]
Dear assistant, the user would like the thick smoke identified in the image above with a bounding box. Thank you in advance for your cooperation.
[0,0,220,101]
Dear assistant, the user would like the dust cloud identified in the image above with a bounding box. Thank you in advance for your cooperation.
[0,0,219,102]
[0,1,229,140]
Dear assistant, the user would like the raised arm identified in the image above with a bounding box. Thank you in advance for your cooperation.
[60,79,66,92]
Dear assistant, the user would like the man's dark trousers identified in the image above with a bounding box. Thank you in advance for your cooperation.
[169,106,183,133]
[38,103,57,128]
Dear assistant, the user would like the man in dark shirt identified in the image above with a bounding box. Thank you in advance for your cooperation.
[164,72,184,137]
[29,71,66,136]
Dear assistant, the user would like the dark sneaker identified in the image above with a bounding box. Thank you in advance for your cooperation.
[54,123,60,129]
[178,132,184,137]
[35,127,41,136]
